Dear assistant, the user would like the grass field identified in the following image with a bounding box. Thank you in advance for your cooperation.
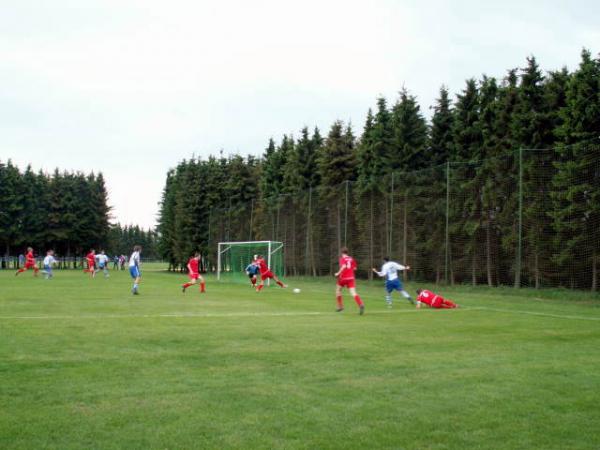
[1,264,600,449]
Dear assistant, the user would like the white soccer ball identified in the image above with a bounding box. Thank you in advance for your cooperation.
[293,288,301,294]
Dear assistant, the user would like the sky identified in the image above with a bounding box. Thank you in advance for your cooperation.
[1,0,599,229]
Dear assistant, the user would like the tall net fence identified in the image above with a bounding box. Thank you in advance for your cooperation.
[206,148,600,290]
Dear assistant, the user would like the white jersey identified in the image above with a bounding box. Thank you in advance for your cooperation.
[129,251,140,267]
[96,254,109,266]
[43,255,56,266]
[376,261,407,281]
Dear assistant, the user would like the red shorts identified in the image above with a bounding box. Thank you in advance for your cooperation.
[24,262,36,269]
[189,272,199,280]
[87,262,95,269]
[337,278,356,289]
[260,271,274,281]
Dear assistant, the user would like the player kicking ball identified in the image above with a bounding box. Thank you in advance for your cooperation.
[129,245,142,295]
[15,247,39,277]
[416,288,458,309]
[334,247,364,315]
[182,252,206,293]
[254,254,287,291]
[372,257,415,307]
[245,260,260,287]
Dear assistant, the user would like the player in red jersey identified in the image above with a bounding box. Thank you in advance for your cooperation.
[83,249,96,277]
[334,247,364,315]
[255,254,287,291]
[15,247,39,276]
[182,252,206,293]
[416,289,458,309]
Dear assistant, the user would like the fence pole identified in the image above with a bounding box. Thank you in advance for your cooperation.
[514,148,523,288]
[306,187,312,274]
[445,162,450,284]
[344,180,349,246]
[390,173,395,255]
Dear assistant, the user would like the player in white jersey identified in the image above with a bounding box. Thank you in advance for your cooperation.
[372,257,414,307]
[128,245,142,295]
[42,250,57,280]
[95,250,110,278]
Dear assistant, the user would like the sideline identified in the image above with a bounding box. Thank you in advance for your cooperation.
[0,308,440,320]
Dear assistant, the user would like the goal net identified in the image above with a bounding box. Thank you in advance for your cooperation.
[217,241,284,284]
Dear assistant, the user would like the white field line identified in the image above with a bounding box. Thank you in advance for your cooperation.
[0,308,439,321]
[467,306,600,322]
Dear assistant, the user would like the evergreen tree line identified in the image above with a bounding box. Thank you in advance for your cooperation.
[0,164,110,263]
[107,224,159,260]
[157,50,599,290]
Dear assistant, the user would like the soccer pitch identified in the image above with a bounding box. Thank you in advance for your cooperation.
[1,265,599,449]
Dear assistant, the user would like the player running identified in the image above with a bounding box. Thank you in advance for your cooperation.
[254,254,287,291]
[129,245,142,295]
[83,249,96,277]
[416,289,458,309]
[334,247,364,315]
[245,260,260,287]
[96,250,110,278]
[372,257,415,307]
[182,252,206,293]
[15,247,39,277]
[41,250,57,279]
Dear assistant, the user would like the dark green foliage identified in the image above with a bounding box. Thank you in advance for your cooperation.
[0,163,111,258]
[153,48,600,290]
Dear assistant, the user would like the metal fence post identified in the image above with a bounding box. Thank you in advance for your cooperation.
[445,161,450,284]
[514,148,523,288]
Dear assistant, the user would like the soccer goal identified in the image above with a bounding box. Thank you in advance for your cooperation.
[217,241,284,284]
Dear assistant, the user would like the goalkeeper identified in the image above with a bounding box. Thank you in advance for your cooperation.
[245,261,260,287]
[372,257,414,307]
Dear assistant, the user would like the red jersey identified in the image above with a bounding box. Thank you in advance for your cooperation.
[86,252,95,264]
[188,257,199,274]
[25,251,35,265]
[256,258,269,275]
[338,255,357,280]
[417,289,439,307]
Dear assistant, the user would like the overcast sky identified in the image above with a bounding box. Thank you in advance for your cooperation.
[1,0,598,229]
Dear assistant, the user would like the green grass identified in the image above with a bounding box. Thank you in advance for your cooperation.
[1,264,600,449]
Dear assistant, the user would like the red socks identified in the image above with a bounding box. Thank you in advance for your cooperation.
[336,295,343,309]
[276,280,285,287]
[200,282,205,293]
[183,282,192,288]
[257,284,264,291]
[354,295,364,307]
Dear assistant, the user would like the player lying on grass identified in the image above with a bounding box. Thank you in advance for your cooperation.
[83,249,96,277]
[15,247,39,277]
[254,254,287,291]
[372,257,415,307]
[41,250,57,280]
[334,247,364,315]
[415,289,458,309]
[245,261,259,287]
[129,245,142,295]
[182,252,206,293]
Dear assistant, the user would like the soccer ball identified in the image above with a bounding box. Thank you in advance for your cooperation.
[293,288,301,294]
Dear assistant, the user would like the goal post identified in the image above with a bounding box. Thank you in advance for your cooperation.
[217,241,284,284]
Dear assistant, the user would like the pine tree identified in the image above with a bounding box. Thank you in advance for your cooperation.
[389,88,428,171]
[0,161,24,257]
[451,78,482,284]
[429,86,453,165]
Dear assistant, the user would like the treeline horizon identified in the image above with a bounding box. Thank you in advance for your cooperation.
[0,164,158,260]
[158,49,599,290]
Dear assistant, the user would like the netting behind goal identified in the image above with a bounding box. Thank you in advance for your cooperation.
[217,241,284,284]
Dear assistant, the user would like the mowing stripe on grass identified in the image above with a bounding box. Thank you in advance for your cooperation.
[470,306,600,322]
